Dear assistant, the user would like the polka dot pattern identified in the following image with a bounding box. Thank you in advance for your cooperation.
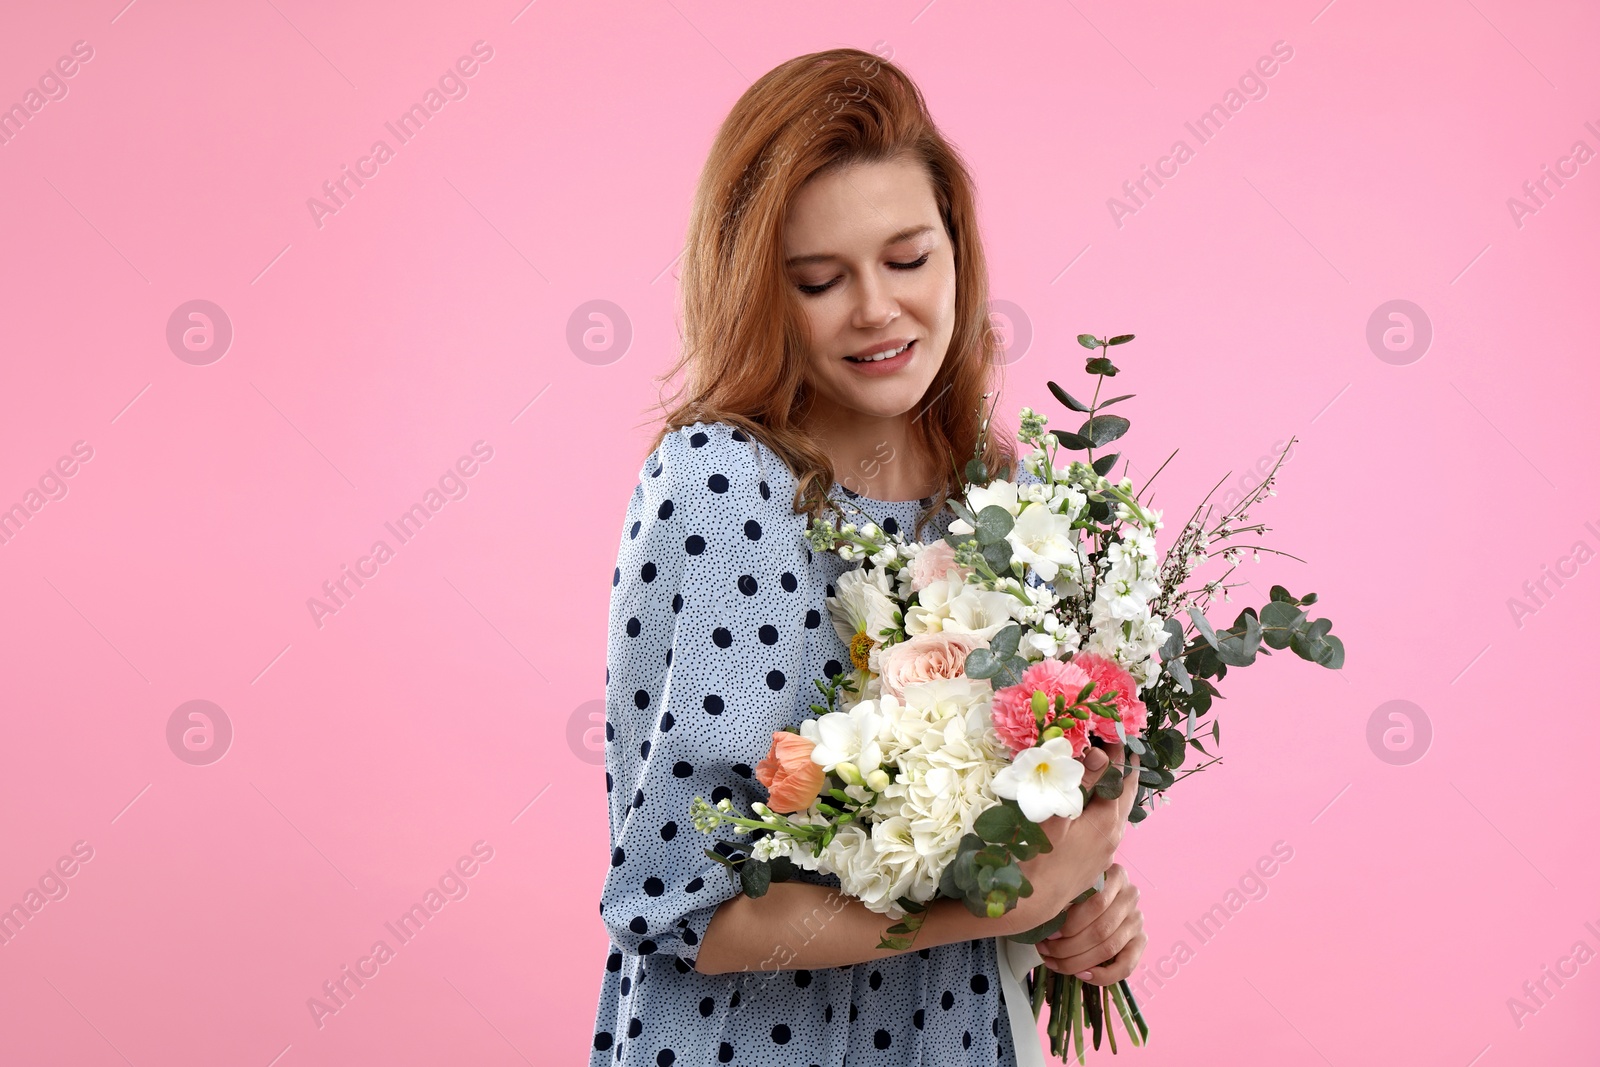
[590,420,1033,1066]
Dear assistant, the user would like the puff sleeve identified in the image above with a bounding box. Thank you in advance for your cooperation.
[597,423,814,967]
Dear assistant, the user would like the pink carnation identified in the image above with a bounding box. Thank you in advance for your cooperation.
[990,659,1093,757]
[1072,653,1149,744]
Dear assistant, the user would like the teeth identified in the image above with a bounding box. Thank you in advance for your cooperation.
[851,341,911,363]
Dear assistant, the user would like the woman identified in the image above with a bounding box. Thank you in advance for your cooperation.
[591,49,1146,1066]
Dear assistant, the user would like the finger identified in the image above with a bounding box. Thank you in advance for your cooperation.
[1077,928,1147,986]
[1046,886,1139,965]
[1078,746,1110,792]
[1050,905,1142,978]
[1117,752,1140,821]
[1050,864,1127,940]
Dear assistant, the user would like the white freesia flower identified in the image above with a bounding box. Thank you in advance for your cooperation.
[904,575,1018,641]
[801,699,886,774]
[1007,501,1085,583]
[993,736,1086,822]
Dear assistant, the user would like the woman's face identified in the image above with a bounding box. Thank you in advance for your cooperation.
[782,156,956,423]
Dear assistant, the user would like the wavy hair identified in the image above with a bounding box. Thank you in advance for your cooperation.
[644,48,1015,538]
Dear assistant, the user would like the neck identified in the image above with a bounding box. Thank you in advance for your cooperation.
[802,406,942,501]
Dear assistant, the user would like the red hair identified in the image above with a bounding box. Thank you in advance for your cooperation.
[645,48,1015,538]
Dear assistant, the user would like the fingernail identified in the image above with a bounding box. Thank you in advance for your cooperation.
[1076,971,1094,980]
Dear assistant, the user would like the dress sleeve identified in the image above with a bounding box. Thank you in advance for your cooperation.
[598,425,811,967]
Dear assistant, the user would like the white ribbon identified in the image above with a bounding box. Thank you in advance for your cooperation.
[995,936,1046,1067]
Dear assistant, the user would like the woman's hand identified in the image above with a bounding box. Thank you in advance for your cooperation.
[1035,861,1147,985]
[1007,743,1140,933]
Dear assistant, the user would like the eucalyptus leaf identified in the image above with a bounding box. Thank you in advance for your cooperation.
[1160,617,1186,661]
[1079,415,1131,448]
[976,504,1015,545]
[965,456,988,484]
[1098,393,1136,407]
[1085,357,1119,376]
[1052,429,1094,450]
[1049,381,1091,412]
[975,801,1021,842]
[964,648,1002,679]
[981,538,1013,575]
[1187,607,1220,650]
[1077,334,1102,349]
[739,857,772,897]
[1163,655,1193,693]
[1092,452,1121,476]
[1259,600,1304,650]
[1107,334,1135,345]
[989,622,1022,660]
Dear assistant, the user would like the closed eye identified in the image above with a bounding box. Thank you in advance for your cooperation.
[797,253,931,296]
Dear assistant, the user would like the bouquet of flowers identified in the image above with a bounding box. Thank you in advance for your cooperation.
[691,332,1343,1064]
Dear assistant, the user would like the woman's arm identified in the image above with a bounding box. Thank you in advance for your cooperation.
[695,881,1043,975]
[696,744,1138,974]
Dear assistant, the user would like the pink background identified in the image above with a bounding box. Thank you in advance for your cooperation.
[1,1,1596,1063]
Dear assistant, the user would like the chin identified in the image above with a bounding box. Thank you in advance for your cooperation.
[836,386,932,420]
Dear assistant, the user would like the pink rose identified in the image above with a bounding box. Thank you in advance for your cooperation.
[879,631,987,700]
[1072,653,1149,744]
[991,659,1094,756]
[909,540,967,593]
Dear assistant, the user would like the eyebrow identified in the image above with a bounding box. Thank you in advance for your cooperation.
[784,224,936,268]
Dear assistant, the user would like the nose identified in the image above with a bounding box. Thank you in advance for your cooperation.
[851,269,900,331]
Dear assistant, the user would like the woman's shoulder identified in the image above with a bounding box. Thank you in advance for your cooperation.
[637,419,797,504]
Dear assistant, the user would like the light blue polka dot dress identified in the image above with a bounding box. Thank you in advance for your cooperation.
[590,419,1030,1067]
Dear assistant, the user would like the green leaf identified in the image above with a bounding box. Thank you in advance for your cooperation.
[768,855,796,882]
[1093,764,1124,799]
[1159,617,1186,661]
[989,622,1022,660]
[975,504,1015,545]
[948,498,979,527]
[964,648,1001,679]
[1259,600,1305,650]
[1085,357,1119,376]
[1187,607,1220,650]
[1079,415,1131,448]
[1098,393,1136,408]
[1077,334,1102,349]
[981,538,1013,575]
[975,800,1021,842]
[1310,634,1345,669]
[1092,452,1121,476]
[1048,381,1091,412]
[1301,592,1318,605]
[1051,429,1094,450]
[965,456,988,484]
[1153,728,1187,768]
[740,857,772,897]
[1163,656,1193,693]
[1106,334,1135,346]
[1269,584,1294,603]
[1306,616,1333,641]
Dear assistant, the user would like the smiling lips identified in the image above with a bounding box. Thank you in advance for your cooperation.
[844,338,916,373]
